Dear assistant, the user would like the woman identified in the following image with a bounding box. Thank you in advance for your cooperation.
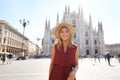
[49,22,79,80]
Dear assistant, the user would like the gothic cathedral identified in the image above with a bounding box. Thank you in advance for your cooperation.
[42,6,105,57]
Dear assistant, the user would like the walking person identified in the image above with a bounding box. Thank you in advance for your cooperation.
[104,54,107,61]
[49,22,79,80]
[2,53,6,64]
[7,53,13,64]
[0,54,2,60]
[0,54,2,64]
[106,52,111,66]
[97,54,101,63]
[117,53,120,63]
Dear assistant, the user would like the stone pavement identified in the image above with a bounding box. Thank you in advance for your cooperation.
[0,58,120,80]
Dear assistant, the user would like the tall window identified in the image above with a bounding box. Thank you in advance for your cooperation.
[73,24,76,27]
[74,33,76,38]
[0,29,1,34]
[95,49,98,54]
[52,39,54,44]
[0,38,1,43]
[72,19,76,24]
[5,31,7,35]
[86,49,89,55]
[4,37,6,43]
[72,19,76,27]
[85,31,88,37]
[86,40,89,45]
[94,40,97,45]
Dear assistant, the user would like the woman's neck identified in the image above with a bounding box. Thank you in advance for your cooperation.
[62,40,68,53]
[62,40,68,48]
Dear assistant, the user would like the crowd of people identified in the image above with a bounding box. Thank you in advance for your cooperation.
[0,51,120,66]
[80,52,120,66]
[0,52,13,64]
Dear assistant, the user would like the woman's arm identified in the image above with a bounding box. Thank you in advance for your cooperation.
[49,45,55,79]
[67,46,79,80]
[73,46,79,73]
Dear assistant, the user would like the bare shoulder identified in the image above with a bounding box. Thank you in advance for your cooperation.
[72,43,79,54]
[72,43,78,48]
[52,44,57,49]
[52,44,57,52]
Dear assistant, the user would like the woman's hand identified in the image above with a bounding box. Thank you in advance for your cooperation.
[67,70,76,80]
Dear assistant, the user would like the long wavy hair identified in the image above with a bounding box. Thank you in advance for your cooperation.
[56,26,73,51]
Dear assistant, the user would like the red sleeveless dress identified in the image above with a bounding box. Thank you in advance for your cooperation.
[49,44,77,80]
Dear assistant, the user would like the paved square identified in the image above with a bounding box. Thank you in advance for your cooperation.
[0,58,120,80]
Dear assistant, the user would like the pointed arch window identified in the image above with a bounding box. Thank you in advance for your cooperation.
[0,29,1,34]
[85,31,88,37]
[4,37,6,43]
[52,39,54,44]
[72,19,76,27]
[73,24,76,27]
[86,40,89,45]
[74,33,76,38]
[5,30,7,35]
[94,40,97,45]
[0,38,1,43]
[95,49,98,54]
[86,49,89,55]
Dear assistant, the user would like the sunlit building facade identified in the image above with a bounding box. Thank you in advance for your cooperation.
[106,44,120,56]
[0,20,38,57]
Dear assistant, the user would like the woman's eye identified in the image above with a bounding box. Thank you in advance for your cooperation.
[66,31,68,33]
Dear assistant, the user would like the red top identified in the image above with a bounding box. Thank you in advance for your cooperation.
[49,44,77,80]
[53,44,77,67]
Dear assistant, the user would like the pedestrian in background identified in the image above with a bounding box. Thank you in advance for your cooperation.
[49,22,79,80]
[106,52,111,66]
[118,53,120,63]
[7,53,13,64]
[2,53,6,64]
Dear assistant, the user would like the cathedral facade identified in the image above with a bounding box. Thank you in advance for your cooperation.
[43,6,105,57]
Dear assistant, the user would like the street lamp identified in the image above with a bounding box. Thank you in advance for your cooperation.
[36,38,40,55]
[19,19,29,58]
[36,38,40,42]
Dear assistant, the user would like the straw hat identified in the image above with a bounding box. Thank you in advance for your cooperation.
[54,22,75,39]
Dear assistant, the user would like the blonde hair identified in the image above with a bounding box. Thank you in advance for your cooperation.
[56,26,73,51]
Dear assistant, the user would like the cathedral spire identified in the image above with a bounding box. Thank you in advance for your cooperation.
[65,5,67,14]
[95,26,97,32]
[89,14,91,22]
[43,19,51,55]
[68,5,70,14]
[48,20,50,28]
[45,18,47,28]
[98,21,105,54]
[56,12,59,25]
[98,21,103,32]
[78,6,80,15]
[81,7,84,18]
[89,14,92,25]
[44,18,48,36]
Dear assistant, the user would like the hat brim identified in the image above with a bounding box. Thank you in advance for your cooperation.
[54,22,75,39]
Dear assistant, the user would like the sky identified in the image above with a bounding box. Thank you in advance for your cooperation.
[0,0,120,47]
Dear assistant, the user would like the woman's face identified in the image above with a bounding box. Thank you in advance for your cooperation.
[60,27,70,41]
